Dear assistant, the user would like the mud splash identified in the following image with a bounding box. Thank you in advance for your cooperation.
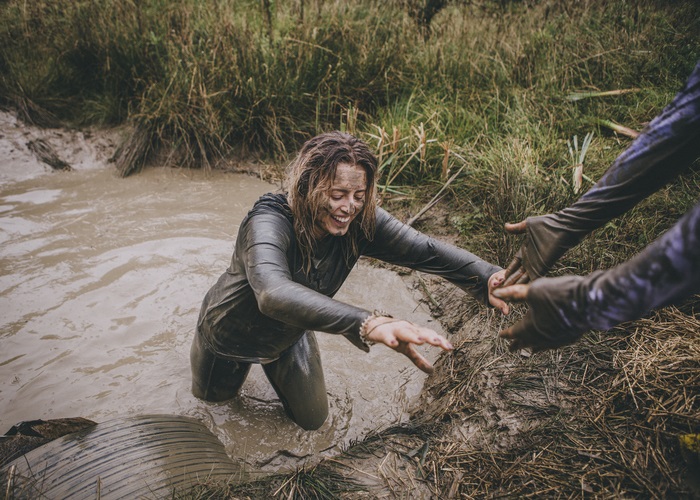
[0,115,444,475]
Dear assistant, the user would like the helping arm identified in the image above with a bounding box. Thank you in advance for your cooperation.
[496,198,700,352]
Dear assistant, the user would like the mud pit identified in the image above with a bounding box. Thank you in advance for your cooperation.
[0,111,446,475]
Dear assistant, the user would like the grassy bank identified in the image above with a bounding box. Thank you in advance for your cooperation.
[1,0,699,498]
[1,0,698,251]
[1,1,698,171]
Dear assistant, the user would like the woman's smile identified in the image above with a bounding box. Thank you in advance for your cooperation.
[315,162,367,237]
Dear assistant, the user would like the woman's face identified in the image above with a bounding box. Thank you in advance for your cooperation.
[314,162,367,238]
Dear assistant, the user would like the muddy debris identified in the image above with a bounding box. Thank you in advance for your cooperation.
[27,138,73,171]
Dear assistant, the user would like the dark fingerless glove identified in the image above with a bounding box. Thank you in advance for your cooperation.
[526,198,700,347]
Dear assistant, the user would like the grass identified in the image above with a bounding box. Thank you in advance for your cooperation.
[1,0,699,498]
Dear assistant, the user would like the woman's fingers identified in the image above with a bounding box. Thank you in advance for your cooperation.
[396,326,453,351]
[394,342,434,374]
[489,269,506,288]
[368,320,453,351]
[366,320,452,373]
[488,270,510,314]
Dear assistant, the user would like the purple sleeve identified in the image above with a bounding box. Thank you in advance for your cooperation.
[526,199,700,344]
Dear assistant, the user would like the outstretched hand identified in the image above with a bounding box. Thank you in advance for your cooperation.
[364,318,453,374]
[502,220,532,287]
[493,282,582,353]
[491,284,537,352]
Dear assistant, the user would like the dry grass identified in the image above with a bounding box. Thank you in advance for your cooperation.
[209,278,698,498]
[409,299,700,499]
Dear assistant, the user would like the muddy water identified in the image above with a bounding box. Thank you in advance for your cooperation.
[0,165,443,474]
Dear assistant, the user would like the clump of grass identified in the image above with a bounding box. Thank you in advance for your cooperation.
[183,463,365,499]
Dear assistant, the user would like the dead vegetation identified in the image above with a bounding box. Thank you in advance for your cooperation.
[404,279,700,498]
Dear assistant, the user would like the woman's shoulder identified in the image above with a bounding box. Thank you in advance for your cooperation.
[247,193,292,222]
[373,205,409,230]
[240,193,295,247]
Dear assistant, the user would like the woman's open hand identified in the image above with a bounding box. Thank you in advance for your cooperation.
[364,317,453,374]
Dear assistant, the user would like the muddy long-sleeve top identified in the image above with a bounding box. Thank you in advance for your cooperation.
[196,194,501,362]
[520,60,700,279]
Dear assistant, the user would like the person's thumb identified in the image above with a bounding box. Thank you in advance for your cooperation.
[493,284,529,302]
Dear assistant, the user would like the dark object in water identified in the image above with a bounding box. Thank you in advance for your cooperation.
[1,414,239,499]
[26,138,73,171]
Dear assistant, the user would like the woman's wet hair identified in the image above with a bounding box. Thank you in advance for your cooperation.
[287,131,378,272]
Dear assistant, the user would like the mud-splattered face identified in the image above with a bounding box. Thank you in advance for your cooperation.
[314,162,367,238]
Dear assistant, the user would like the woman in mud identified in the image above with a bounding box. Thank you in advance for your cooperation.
[494,60,700,353]
[191,131,509,430]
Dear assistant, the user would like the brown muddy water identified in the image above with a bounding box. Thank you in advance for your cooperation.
[0,119,443,477]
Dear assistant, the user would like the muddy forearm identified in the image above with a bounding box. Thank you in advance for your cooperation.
[255,281,370,351]
[527,199,700,340]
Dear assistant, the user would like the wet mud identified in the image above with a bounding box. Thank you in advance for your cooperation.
[0,116,444,474]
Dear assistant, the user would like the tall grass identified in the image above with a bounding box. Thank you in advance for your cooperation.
[1,0,697,261]
[1,1,697,155]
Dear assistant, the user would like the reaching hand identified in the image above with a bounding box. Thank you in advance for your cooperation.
[364,317,453,374]
[492,279,586,353]
[491,284,541,352]
[502,214,584,287]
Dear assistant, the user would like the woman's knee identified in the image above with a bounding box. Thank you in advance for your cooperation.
[264,332,329,430]
[288,398,329,431]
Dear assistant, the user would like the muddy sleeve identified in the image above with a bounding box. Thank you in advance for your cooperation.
[364,208,502,305]
[520,61,700,279]
[523,198,700,348]
[241,212,371,351]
